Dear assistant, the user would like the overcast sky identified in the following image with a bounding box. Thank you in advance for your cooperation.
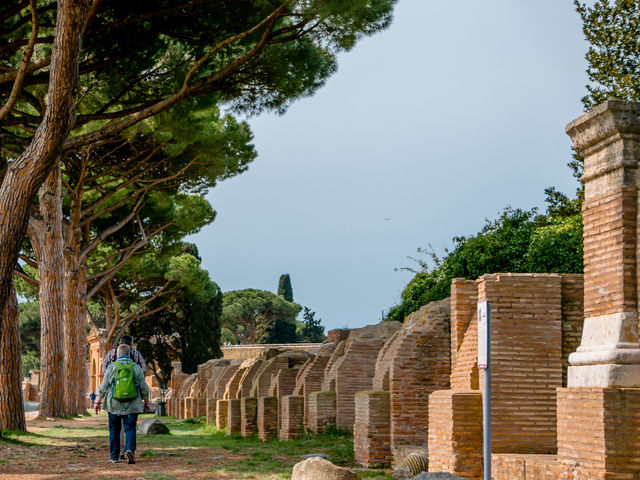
[190,0,589,332]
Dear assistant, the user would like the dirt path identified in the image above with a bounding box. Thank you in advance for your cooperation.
[0,414,248,480]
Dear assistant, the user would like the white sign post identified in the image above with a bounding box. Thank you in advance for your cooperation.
[477,300,491,480]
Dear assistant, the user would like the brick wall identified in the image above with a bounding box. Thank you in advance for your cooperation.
[356,298,450,467]
[293,343,334,424]
[451,278,478,371]
[354,391,391,467]
[206,397,216,425]
[258,396,278,441]
[557,387,640,479]
[322,322,401,431]
[478,273,563,454]
[280,395,304,440]
[224,366,247,400]
[561,275,584,387]
[428,389,483,480]
[307,391,336,433]
[222,344,322,360]
[583,188,637,317]
[227,398,242,435]
[241,397,258,437]
[237,359,263,399]
[216,399,229,430]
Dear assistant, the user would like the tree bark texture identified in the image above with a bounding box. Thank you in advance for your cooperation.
[0,0,90,334]
[0,282,25,431]
[28,164,66,418]
[63,239,88,414]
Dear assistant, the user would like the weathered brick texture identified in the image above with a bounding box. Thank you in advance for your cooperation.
[293,343,335,424]
[241,397,258,437]
[258,396,278,441]
[227,398,241,435]
[557,387,640,480]
[354,298,451,467]
[280,395,304,440]
[561,275,584,387]
[307,391,336,433]
[321,322,401,431]
[216,399,228,430]
[478,273,563,454]
[428,390,483,480]
[354,391,391,467]
[206,397,217,425]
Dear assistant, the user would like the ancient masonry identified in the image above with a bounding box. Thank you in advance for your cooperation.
[148,101,640,480]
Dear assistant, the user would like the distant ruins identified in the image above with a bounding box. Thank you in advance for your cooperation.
[148,101,640,479]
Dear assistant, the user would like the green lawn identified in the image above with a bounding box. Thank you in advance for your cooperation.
[0,415,392,480]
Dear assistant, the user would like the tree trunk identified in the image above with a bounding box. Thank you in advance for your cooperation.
[29,164,66,418]
[63,243,88,414]
[0,0,90,334]
[0,282,25,431]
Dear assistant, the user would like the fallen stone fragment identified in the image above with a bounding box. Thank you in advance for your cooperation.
[138,418,169,435]
[291,457,361,480]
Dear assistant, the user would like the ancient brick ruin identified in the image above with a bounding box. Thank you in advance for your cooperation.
[156,100,640,480]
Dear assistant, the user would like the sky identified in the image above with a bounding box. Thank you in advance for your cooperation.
[190,0,590,332]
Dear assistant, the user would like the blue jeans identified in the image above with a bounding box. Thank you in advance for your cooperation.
[108,412,138,460]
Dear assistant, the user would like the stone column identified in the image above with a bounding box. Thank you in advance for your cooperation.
[566,100,640,387]
[557,100,640,480]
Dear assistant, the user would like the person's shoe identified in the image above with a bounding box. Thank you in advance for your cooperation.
[108,459,118,464]
[125,450,135,464]
[119,453,125,460]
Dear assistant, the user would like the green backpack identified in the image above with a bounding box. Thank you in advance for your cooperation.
[112,361,138,402]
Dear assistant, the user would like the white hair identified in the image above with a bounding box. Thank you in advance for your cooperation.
[117,344,130,357]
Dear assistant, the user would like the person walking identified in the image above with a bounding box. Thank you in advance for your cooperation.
[95,343,149,464]
[102,334,147,375]
[101,334,147,459]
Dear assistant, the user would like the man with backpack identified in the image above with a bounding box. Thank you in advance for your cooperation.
[95,343,150,464]
[102,334,147,375]
[101,334,148,460]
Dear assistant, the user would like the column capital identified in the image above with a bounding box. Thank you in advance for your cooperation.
[566,100,640,155]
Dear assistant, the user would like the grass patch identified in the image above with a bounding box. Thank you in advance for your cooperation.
[145,473,176,480]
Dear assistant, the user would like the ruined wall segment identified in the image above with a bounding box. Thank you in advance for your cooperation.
[322,321,401,432]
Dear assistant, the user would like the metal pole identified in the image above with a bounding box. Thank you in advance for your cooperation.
[483,302,491,480]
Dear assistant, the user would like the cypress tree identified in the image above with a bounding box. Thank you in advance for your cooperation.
[277,274,294,302]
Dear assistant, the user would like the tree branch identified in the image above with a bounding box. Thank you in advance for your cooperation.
[0,0,39,123]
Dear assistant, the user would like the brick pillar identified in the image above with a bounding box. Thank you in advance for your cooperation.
[178,398,184,418]
[566,101,640,387]
[197,398,206,417]
[227,399,242,435]
[206,398,216,425]
[241,397,258,437]
[428,390,483,480]
[216,399,229,430]
[354,391,391,467]
[556,101,640,479]
[258,396,278,441]
[557,388,640,479]
[184,397,196,418]
[280,395,304,440]
[307,391,336,433]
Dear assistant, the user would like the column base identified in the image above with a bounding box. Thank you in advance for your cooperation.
[567,364,640,387]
